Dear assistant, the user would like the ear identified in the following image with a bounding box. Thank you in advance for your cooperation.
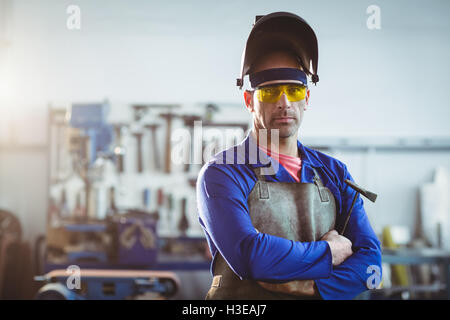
[244,90,254,112]
[304,89,310,110]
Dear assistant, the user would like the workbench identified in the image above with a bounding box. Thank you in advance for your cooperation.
[380,248,450,299]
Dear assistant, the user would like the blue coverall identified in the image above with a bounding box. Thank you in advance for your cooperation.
[196,134,382,299]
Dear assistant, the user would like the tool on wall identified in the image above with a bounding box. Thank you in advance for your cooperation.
[156,188,167,232]
[112,123,128,174]
[143,188,150,210]
[158,105,181,174]
[144,124,161,172]
[131,104,180,174]
[204,103,219,122]
[166,193,174,234]
[107,186,118,216]
[55,121,65,181]
[340,179,377,235]
[132,104,179,122]
[49,108,68,184]
[157,188,164,208]
[132,105,148,122]
[132,132,144,173]
[178,198,189,236]
[59,189,70,220]
[73,192,86,221]
[47,197,61,227]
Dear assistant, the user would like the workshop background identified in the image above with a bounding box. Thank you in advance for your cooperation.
[0,0,449,300]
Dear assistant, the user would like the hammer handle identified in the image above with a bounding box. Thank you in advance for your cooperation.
[340,192,358,235]
[164,117,172,173]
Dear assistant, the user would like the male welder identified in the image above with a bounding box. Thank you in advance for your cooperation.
[196,12,382,300]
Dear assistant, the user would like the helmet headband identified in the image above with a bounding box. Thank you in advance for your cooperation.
[249,68,308,89]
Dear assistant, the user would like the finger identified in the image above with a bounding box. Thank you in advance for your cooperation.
[342,236,352,245]
[323,230,337,237]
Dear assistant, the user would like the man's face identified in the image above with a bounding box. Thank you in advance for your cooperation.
[244,51,309,139]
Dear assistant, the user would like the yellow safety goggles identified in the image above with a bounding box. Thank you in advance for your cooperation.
[256,84,307,103]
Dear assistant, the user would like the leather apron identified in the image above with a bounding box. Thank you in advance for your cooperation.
[205,167,336,300]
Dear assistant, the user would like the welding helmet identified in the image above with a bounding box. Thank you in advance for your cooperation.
[236,12,319,89]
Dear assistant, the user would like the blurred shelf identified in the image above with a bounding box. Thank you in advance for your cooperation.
[382,248,450,264]
[303,136,450,152]
[375,283,445,295]
[382,248,450,299]
[44,254,211,273]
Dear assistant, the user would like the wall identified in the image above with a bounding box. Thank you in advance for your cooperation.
[0,0,449,244]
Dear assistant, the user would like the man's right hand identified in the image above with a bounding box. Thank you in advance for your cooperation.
[321,230,353,266]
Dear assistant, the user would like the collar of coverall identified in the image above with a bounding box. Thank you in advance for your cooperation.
[231,133,324,170]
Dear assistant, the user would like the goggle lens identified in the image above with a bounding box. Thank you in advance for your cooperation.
[256,84,306,103]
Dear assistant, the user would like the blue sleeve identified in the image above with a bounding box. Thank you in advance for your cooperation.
[315,164,382,300]
[197,163,333,281]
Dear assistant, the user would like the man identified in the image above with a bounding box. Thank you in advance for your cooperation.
[196,12,382,300]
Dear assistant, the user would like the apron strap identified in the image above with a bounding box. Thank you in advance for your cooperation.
[253,168,270,199]
[253,167,268,181]
[253,167,329,202]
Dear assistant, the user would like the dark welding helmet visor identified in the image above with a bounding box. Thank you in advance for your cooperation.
[237,12,319,89]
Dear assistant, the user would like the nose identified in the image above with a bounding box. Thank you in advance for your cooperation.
[276,93,291,110]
